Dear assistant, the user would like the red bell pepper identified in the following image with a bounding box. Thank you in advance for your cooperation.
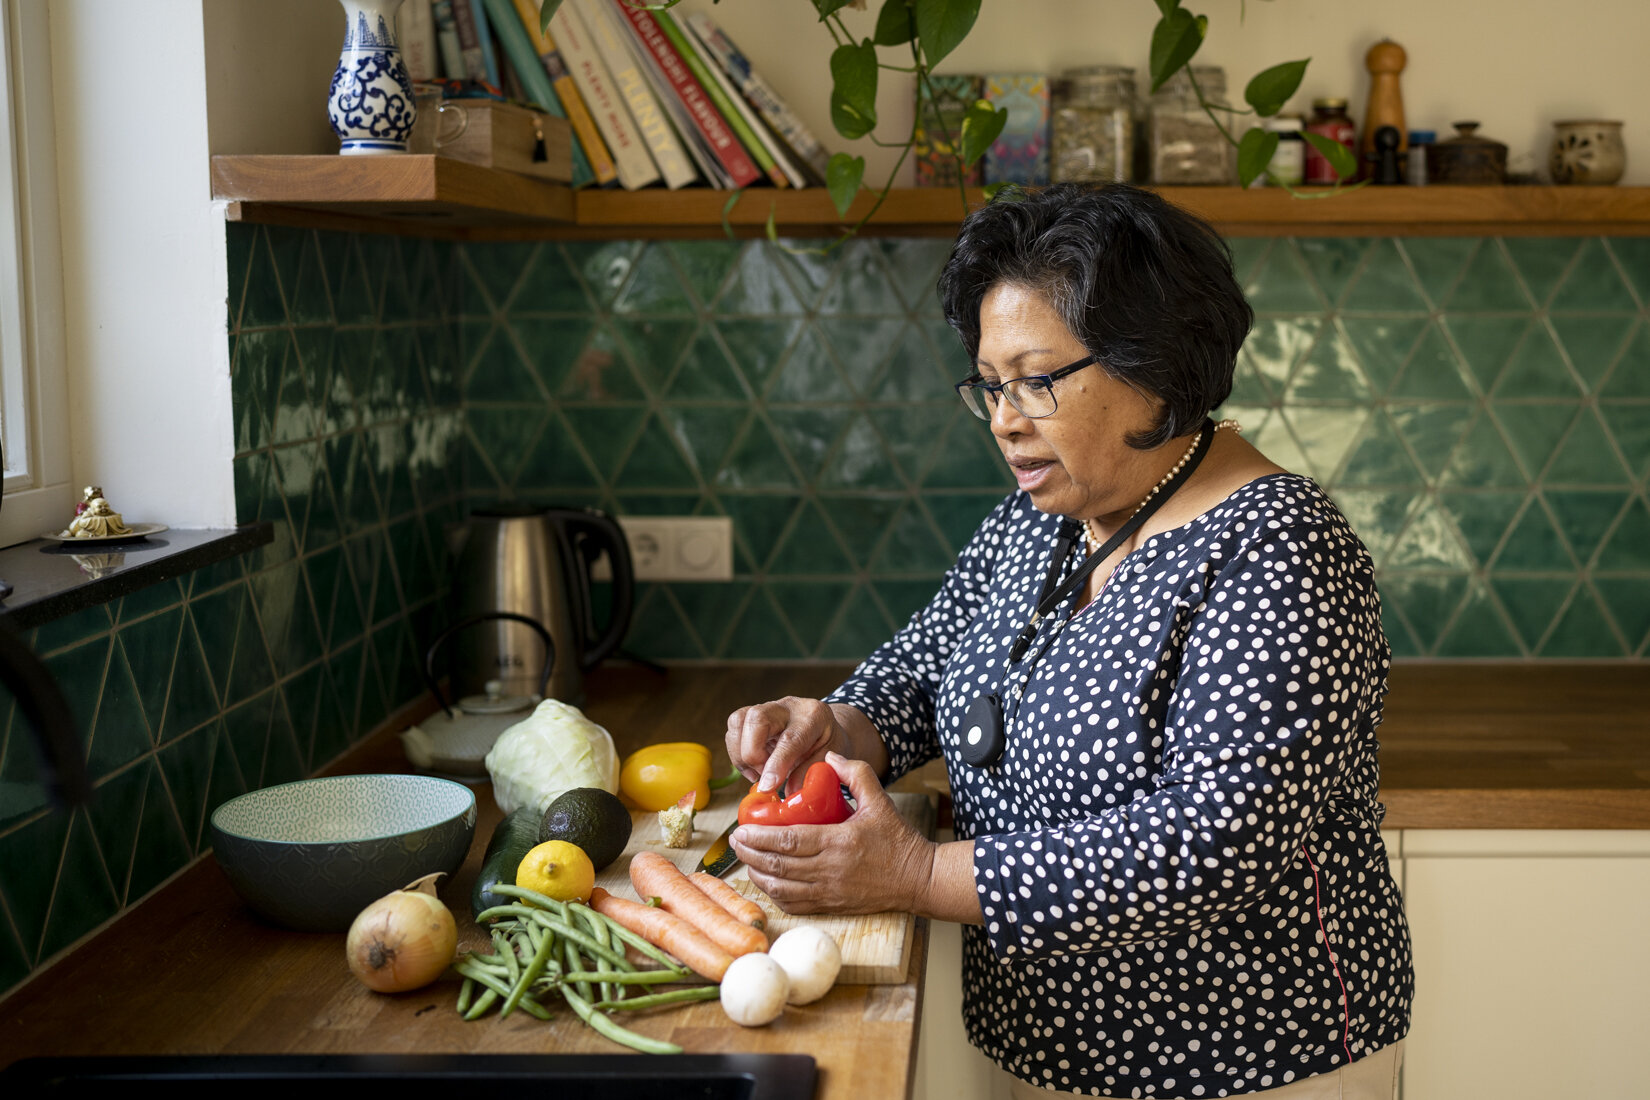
[737,761,853,826]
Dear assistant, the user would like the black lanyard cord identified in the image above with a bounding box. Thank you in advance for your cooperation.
[1008,419,1216,662]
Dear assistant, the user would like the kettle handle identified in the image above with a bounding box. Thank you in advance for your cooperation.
[421,612,555,719]
[556,508,635,671]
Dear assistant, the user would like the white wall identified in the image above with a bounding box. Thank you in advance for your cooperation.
[679,0,1649,187]
[203,0,343,156]
[50,0,235,527]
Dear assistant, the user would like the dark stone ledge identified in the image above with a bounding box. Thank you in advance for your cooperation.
[0,524,274,629]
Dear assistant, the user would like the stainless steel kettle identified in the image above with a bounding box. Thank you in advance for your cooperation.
[446,506,635,706]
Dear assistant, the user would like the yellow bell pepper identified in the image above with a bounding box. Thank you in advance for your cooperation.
[619,742,719,812]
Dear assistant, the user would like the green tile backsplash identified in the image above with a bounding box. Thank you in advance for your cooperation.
[459,234,1650,664]
[1,223,1646,1001]
[0,224,463,997]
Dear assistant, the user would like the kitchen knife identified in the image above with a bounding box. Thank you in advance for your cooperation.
[696,819,740,877]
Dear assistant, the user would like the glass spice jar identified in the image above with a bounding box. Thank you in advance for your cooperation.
[1050,66,1137,183]
[1149,66,1236,185]
[1304,97,1357,185]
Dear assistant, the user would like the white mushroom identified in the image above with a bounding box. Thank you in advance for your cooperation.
[719,952,790,1027]
[767,926,842,1005]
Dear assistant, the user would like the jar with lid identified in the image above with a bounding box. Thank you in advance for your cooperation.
[1304,97,1356,184]
[1406,130,1435,186]
[1246,115,1306,187]
[1050,66,1137,183]
[1149,66,1235,185]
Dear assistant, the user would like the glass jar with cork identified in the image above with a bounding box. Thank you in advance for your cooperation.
[1148,66,1236,185]
[1050,66,1137,183]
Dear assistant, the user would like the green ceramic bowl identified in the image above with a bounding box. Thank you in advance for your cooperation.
[209,774,477,932]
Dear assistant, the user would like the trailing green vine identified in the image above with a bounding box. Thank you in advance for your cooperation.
[1149,0,1358,188]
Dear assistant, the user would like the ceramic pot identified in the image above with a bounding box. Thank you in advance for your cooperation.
[1429,121,1507,185]
[328,0,415,155]
[1550,120,1626,185]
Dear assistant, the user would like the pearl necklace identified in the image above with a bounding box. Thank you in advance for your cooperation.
[1083,419,1240,556]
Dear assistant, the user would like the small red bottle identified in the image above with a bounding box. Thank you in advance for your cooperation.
[1304,97,1357,184]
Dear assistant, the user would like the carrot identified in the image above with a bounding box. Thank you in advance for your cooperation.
[630,851,769,959]
[589,886,734,982]
[690,871,767,931]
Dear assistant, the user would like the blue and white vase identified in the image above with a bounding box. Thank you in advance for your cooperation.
[327,0,415,155]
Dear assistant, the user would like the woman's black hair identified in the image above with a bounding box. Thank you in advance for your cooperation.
[937,182,1253,449]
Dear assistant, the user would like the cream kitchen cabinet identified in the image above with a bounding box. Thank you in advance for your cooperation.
[1399,830,1650,1100]
[915,830,1650,1100]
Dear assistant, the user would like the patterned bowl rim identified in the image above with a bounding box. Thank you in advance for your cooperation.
[209,773,476,846]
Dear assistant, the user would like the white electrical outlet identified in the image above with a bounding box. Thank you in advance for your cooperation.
[592,516,733,581]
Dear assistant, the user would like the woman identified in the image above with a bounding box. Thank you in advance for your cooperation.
[725,184,1412,1099]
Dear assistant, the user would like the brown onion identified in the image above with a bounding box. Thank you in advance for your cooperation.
[346,872,458,993]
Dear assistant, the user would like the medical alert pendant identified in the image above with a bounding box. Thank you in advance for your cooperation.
[960,692,1007,768]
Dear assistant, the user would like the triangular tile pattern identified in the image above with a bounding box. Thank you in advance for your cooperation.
[0,221,472,999]
[439,229,1650,668]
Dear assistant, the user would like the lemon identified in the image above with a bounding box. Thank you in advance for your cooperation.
[515,840,595,903]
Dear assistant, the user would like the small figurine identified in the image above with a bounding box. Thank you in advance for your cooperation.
[61,490,134,539]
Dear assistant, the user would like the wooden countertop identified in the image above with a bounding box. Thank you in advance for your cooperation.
[0,666,925,1097]
[1372,663,1650,829]
[601,662,1647,830]
[1,662,1644,1087]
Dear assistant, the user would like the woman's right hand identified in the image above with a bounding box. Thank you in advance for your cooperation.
[725,697,847,796]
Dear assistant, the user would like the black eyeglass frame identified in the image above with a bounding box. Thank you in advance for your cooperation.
[953,354,1099,420]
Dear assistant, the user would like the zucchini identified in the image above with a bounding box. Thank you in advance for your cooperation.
[471,807,542,921]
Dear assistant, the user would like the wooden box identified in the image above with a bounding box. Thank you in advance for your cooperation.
[434,100,571,184]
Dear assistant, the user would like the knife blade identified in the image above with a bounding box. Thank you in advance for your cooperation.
[696,819,740,877]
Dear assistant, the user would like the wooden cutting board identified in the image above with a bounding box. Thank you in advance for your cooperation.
[592,788,936,984]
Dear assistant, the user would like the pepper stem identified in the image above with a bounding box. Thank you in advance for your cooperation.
[707,766,742,790]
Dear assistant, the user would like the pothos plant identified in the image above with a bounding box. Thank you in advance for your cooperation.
[1147,0,1359,190]
[536,0,1357,248]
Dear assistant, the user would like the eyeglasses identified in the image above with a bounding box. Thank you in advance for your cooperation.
[954,354,1098,421]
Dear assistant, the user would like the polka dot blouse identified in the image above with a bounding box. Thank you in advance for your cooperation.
[827,474,1413,1097]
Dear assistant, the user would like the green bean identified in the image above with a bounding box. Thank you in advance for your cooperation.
[561,987,683,1055]
[576,905,618,1005]
[490,883,572,917]
[592,986,721,1012]
[491,929,520,987]
[456,977,475,1015]
[525,911,633,971]
[454,959,552,1021]
[475,903,536,923]
[458,952,513,978]
[516,927,541,971]
[562,969,700,985]
[503,922,558,1019]
[596,919,691,976]
[463,987,499,1021]
[562,938,592,1003]
[482,905,636,972]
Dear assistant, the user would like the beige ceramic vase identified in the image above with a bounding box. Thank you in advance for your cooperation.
[1550,120,1626,184]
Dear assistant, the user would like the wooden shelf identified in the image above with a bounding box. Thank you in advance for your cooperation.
[212,154,574,236]
[214,155,1650,239]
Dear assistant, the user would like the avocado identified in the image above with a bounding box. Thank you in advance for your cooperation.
[538,787,632,872]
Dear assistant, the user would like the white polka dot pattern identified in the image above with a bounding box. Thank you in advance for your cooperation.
[828,475,1412,1097]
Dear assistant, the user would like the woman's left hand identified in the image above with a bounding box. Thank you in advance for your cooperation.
[730,752,935,916]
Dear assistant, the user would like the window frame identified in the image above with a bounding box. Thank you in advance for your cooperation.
[0,0,70,549]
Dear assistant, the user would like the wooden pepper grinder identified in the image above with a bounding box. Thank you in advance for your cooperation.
[1360,39,1408,179]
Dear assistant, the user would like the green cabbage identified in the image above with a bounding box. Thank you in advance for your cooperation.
[484,699,620,817]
